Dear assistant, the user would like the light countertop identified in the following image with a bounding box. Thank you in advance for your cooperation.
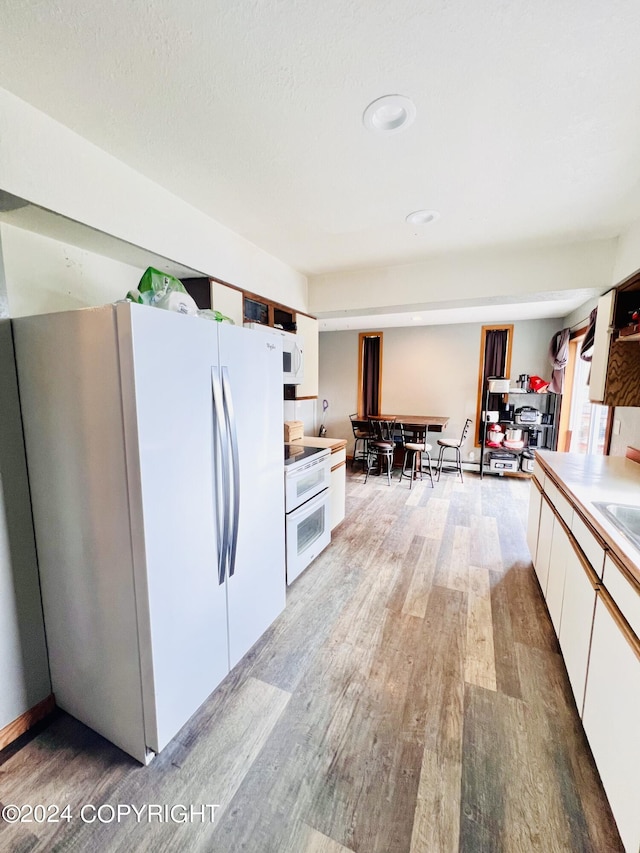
[288,436,348,453]
[536,451,640,587]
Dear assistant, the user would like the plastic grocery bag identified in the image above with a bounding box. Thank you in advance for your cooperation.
[126,267,198,316]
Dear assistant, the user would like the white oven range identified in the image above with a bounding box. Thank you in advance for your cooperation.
[284,445,331,584]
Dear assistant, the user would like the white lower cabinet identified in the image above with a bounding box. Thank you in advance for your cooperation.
[526,462,640,852]
[535,498,555,594]
[556,539,597,715]
[582,595,640,853]
[546,517,570,633]
[526,479,542,564]
[330,456,346,530]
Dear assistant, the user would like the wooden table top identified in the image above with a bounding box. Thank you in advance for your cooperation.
[370,414,450,431]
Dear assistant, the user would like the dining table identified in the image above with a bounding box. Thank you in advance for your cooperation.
[370,414,449,432]
[367,414,450,475]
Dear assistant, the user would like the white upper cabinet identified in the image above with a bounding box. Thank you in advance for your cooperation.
[294,313,319,398]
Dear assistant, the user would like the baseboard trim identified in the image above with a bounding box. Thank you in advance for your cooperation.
[0,694,56,751]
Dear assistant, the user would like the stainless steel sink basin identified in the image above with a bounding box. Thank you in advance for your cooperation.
[593,501,640,551]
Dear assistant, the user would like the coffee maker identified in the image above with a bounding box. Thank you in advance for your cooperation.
[527,426,542,448]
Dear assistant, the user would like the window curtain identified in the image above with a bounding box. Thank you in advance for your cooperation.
[362,336,380,417]
[580,308,598,363]
[548,328,571,393]
[484,329,509,411]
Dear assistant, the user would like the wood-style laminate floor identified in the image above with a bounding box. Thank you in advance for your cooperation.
[0,469,624,852]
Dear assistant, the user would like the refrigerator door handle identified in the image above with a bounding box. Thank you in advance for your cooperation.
[212,367,230,585]
[221,366,240,577]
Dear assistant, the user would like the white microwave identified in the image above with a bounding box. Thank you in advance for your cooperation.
[244,323,304,385]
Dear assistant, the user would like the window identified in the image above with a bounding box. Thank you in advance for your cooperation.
[562,334,610,454]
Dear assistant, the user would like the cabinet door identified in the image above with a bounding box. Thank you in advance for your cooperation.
[330,458,346,530]
[526,479,542,564]
[212,281,243,326]
[535,498,555,594]
[546,517,569,634]
[295,313,319,398]
[589,290,615,403]
[582,595,640,853]
[557,539,597,715]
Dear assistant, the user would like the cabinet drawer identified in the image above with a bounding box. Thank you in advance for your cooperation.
[571,512,606,580]
[331,447,346,469]
[545,479,573,527]
[603,555,640,637]
[532,462,545,491]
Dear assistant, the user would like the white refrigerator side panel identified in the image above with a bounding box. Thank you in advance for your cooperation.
[13,307,147,762]
[218,323,286,668]
[119,304,229,752]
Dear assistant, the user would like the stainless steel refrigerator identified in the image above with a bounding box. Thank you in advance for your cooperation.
[13,303,286,763]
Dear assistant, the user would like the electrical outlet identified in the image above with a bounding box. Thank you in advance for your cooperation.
[613,419,621,435]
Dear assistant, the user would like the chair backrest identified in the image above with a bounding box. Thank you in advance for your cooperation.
[349,413,369,438]
[400,423,427,445]
[369,417,396,443]
[459,418,473,444]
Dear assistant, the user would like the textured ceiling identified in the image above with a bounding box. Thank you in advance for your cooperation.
[2,0,640,279]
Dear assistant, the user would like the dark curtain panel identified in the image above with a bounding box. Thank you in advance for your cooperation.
[485,329,509,410]
[362,336,380,416]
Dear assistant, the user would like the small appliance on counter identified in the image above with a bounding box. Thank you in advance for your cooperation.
[521,450,535,473]
[515,406,542,425]
[487,451,519,473]
[527,427,543,448]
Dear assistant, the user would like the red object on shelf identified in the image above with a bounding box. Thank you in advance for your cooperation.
[529,375,549,393]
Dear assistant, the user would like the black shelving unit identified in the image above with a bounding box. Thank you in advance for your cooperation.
[479,387,559,478]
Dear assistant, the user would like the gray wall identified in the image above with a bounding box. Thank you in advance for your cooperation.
[0,236,51,730]
[319,318,563,459]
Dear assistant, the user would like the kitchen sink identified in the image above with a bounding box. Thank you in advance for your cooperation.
[593,502,640,551]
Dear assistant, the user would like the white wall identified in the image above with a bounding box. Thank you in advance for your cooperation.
[319,317,563,461]
[1,224,146,317]
[309,240,616,316]
[0,87,308,311]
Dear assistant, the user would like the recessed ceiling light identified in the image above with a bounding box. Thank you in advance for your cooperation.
[412,316,422,321]
[363,95,416,134]
[406,209,440,225]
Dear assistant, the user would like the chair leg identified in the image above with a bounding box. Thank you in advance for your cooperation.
[436,445,445,481]
[386,451,392,486]
[456,446,463,482]
[424,451,434,487]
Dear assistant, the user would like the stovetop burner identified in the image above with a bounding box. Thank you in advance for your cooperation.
[284,444,329,466]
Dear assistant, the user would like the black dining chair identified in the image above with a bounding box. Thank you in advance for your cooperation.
[365,418,396,485]
[436,418,472,482]
[349,413,372,471]
[399,424,434,489]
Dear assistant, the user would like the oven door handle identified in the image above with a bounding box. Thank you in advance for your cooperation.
[221,366,240,577]
[211,367,230,585]
[286,486,329,522]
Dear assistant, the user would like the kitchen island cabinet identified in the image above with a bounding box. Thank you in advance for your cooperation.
[527,451,640,852]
